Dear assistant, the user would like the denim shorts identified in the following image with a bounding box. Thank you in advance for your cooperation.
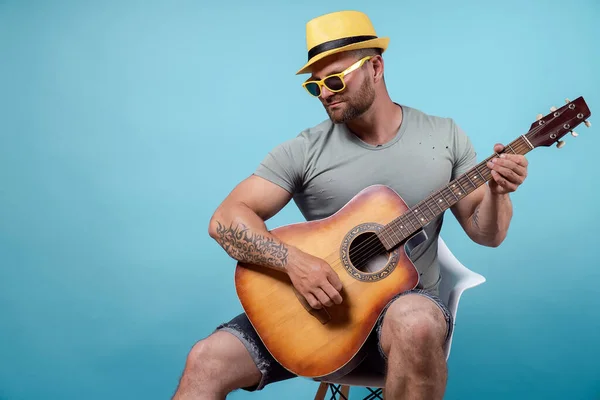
[215,288,453,391]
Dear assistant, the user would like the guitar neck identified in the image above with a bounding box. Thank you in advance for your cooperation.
[377,135,535,251]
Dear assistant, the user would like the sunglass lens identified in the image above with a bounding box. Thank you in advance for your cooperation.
[324,76,344,91]
[305,82,320,97]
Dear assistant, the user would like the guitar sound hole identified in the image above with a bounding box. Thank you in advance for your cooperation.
[348,232,389,273]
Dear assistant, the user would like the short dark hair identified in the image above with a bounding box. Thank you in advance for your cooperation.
[352,48,384,80]
[352,48,383,58]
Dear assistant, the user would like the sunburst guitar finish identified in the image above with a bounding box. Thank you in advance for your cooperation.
[235,185,419,378]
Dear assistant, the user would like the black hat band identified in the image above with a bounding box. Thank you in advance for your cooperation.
[307,35,378,61]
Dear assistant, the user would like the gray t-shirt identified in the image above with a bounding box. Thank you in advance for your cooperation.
[254,105,477,295]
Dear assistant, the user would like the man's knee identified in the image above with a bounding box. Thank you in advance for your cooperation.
[380,294,447,355]
[185,336,217,371]
[182,334,223,380]
[187,331,238,364]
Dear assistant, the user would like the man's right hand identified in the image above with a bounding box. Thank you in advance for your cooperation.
[286,248,344,309]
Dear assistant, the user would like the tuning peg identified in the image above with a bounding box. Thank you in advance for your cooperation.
[550,106,557,112]
[536,114,543,121]
[584,120,591,128]
[565,98,571,103]
[571,130,578,137]
[556,140,566,148]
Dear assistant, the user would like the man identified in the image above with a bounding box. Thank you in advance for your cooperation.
[172,10,528,400]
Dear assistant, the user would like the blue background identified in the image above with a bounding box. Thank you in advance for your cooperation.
[1,0,599,399]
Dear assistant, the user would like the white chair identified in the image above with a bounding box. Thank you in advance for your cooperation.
[312,236,486,400]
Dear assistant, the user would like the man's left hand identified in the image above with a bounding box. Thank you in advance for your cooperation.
[486,143,528,195]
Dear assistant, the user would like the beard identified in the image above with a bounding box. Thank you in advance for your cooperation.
[323,77,375,124]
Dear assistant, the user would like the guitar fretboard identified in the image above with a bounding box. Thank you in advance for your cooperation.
[377,135,534,250]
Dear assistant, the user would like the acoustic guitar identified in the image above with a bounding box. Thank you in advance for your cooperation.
[234,96,592,378]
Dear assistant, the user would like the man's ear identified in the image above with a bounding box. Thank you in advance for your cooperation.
[371,55,384,83]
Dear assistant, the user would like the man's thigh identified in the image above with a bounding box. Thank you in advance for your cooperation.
[359,289,454,372]
[215,312,297,391]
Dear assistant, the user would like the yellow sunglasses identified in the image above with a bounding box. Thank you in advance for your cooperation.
[302,56,372,97]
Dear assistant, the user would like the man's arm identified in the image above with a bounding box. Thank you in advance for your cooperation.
[451,183,513,247]
[208,174,294,271]
[451,144,528,247]
[208,174,344,309]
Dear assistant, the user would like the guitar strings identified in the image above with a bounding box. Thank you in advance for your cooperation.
[339,113,558,267]
[344,138,532,269]
[312,131,539,274]
[322,140,529,272]
[320,108,580,278]
[335,139,533,270]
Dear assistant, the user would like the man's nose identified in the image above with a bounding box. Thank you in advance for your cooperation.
[320,85,335,100]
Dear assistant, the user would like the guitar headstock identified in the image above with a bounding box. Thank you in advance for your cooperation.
[526,96,591,149]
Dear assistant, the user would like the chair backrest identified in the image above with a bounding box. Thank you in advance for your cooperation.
[436,236,486,358]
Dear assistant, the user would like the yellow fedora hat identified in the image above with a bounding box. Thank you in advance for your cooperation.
[296,10,389,75]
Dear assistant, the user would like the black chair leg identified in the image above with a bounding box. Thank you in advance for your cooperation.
[327,384,349,400]
[364,387,383,400]
[328,384,382,400]
[314,383,383,400]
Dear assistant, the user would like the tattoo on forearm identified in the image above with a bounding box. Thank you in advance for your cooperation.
[472,205,480,228]
[214,221,289,268]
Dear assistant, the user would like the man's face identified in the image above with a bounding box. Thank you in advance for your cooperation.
[308,53,376,124]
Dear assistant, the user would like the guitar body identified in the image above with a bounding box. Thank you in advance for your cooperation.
[234,185,421,378]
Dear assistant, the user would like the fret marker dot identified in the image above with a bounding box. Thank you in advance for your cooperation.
[458,192,462,195]
[420,218,424,221]
[439,199,442,202]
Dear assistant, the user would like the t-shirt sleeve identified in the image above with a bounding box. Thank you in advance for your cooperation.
[451,119,477,180]
[253,135,306,194]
